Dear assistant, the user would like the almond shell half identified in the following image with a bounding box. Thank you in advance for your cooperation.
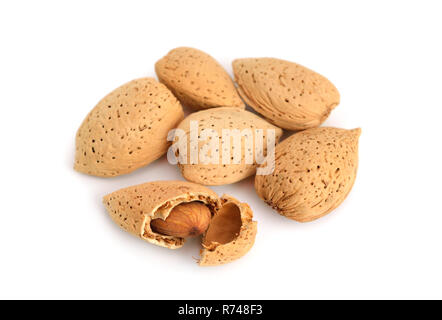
[199,195,257,266]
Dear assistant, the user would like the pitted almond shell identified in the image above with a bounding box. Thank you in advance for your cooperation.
[175,107,283,185]
[74,78,184,177]
[103,180,220,249]
[155,47,245,110]
[199,195,257,266]
[233,58,340,130]
[255,127,361,222]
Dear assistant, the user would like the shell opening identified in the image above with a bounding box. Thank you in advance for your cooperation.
[202,203,242,250]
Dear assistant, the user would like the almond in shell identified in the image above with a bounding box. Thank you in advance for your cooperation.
[74,78,184,177]
[233,58,340,130]
[155,47,244,110]
[173,107,283,185]
[255,127,361,222]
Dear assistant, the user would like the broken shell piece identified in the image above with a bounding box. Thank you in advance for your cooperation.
[199,195,257,266]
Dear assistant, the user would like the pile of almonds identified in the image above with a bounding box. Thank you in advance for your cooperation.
[75,47,361,266]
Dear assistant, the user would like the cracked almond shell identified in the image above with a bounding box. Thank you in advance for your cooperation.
[103,180,220,249]
[255,127,361,222]
[174,107,283,185]
[103,180,257,266]
[200,195,257,266]
[74,78,184,177]
[155,47,245,110]
[233,58,340,130]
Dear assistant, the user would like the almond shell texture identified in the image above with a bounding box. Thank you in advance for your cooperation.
[155,47,245,110]
[233,58,340,130]
[75,78,184,177]
[255,127,361,222]
[174,107,283,185]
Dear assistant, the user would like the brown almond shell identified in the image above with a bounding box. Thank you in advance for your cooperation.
[156,47,245,110]
[233,58,340,130]
[175,107,283,185]
[255,127,361,222]
[75,78,184,177]
[199,195,257,266]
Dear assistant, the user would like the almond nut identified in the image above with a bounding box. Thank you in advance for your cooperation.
[156,47,244,110]
[74,78,184,177]
[174,107,283,185]
[150,202,211,238]
[233,58,340,130]
[255,127,361,222]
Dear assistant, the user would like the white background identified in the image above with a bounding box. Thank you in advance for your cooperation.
[1,0,441,300]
